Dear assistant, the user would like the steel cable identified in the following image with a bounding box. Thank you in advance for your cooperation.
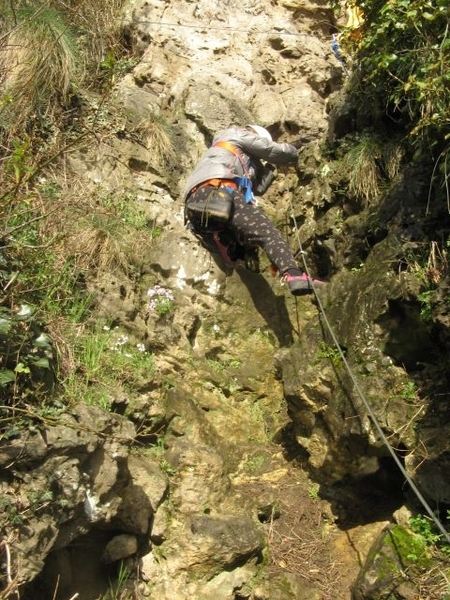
[289,200,450,543]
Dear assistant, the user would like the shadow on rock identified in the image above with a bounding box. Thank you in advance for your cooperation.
[235,266,294,347]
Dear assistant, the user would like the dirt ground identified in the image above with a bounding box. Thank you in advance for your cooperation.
[235,430,407,600]
[252,438,450,600]
[263,468,390,600]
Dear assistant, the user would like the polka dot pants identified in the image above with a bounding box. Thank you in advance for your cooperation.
[186,187,299,275]
[229,191,298,274]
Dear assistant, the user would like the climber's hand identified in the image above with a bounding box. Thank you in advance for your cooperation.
[291,139,304,149]
[291,134,315,149]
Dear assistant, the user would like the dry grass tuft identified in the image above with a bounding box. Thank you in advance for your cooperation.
[425,240,448,284]
[133,117,175,166]
[401,240,448,285]
[0,0,128,138]
[65,0,127,67]
[38,176,154,277]
[0,5,78,134]
[345,137,381,204]
[0,532,19,600]
[343,136,403,205]
[71,223,130,274]
[414,561,450,599]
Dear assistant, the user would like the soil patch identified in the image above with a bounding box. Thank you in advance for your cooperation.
[263,466,391,600]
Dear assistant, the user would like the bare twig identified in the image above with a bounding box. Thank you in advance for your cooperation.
[0,533,19,600]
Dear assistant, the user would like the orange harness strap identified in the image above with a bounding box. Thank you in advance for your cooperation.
[190,179,238,195]
[213,141,253,182]
[214,140,241,156]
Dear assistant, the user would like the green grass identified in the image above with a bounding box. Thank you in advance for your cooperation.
[96,561,131,600]
[63,324,154,406]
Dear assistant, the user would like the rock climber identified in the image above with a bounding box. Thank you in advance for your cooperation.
[331,33,348,74]
[184,124,325,296]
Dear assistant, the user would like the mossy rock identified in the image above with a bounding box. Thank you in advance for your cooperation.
[352,524,431,600]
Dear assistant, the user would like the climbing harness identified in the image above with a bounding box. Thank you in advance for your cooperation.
[186,183,235,229]
[185,141,259,270]
[185,136,256,233]
[288,197,450,544]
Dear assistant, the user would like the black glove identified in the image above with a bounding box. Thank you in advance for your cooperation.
[291,133,315,149]
[291,139,304,149]
[253,163,277,196]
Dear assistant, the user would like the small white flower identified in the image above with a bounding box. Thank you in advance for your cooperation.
[147,285,174,313]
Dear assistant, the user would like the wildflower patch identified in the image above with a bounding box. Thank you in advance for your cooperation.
[147,285,174,317]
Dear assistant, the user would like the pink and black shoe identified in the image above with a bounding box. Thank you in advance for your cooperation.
[281,272,327,296]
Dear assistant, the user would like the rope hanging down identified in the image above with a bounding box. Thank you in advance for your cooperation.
[288,199,450,544]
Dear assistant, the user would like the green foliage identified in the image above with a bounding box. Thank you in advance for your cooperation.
[418,289,434,322]
[399,380,418,400]
[64,290,95,324]
[0,303,55,407]
[352,0,450,146]
[0,182,156,432]
[206,357,241,375]
[387,524,431,567]
[2,189,88,318]
[64,324,154,404]
[308,482,320,500]
[244,453,266,474]
[410,514,442,544]
[0,495,24,529]
[0,0,145,447]
[410,512,450,556]
[0,476,60,531]
[140,438,177,476]
[316,341,342,365]
[147,286,175,317]
[7,139,33,184]
[102,192,149,230]
[99,51,139,88]
[154,297,174,317]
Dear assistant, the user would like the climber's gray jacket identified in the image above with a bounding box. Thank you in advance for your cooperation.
[184,126,298,199]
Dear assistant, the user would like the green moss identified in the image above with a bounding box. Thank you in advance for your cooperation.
[358,524,432,592]
[387,524,431,568]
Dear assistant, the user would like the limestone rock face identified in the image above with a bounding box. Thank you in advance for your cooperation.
[4,405,137,586]
[3,0,450,598]
[73,0,339,205]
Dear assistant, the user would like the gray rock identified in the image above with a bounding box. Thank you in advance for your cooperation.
[102,534,138,563]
